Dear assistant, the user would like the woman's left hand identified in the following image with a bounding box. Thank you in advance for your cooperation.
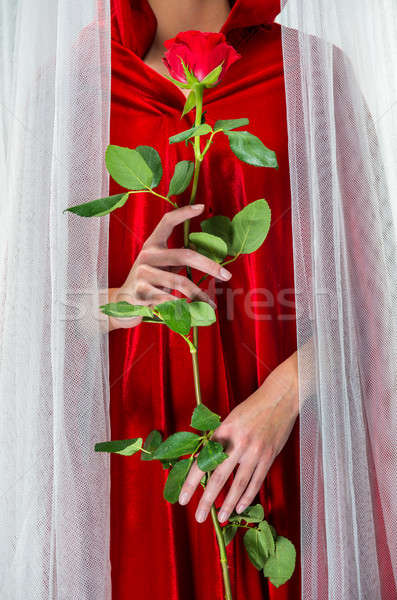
[178,351,300,524]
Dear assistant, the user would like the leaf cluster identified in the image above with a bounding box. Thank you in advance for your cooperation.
[94,402,227,505]
[189,198,271,264]
[222,504,296,588]
[100,298,216,340]
[65,144,195,216]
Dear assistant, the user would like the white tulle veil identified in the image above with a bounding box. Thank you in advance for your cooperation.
[277,0,397,597]
[0,1,111,597]
[1,0,396,598]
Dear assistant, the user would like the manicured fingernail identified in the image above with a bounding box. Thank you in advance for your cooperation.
[179,493,189,505]
[236,504,246,514]
[220,268,232,281]
[196,510,207,523]
[218,511,228,523]
[192,204,204,210]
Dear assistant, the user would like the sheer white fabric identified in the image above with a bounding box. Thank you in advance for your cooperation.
[277,1,397,597]
[2,1,397,598]
[0,2,111,598]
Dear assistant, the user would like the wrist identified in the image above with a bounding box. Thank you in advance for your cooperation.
[261,350,299,416]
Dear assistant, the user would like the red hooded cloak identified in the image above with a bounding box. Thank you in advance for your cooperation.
[108,1,300,598]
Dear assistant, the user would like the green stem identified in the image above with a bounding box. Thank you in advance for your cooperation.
[190,347,202,406]
[200,129,221,161]
[211,506,233,600]
[184,86,204,247]
[181,84,233,600]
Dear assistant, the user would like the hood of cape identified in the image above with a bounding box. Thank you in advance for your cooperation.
[111,0,282,58]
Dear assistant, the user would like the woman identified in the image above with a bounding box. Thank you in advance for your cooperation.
[2,1,396,598]
[108,0,300,597]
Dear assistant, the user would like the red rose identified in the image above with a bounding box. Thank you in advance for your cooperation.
[162,30,241,88]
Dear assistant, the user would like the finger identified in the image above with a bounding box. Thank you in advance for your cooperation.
[194,453,239,523]
[217,459,258,523]
[235,459,270,515]
[141,265,216,308]
[178,461,206,506]
[146,204,205,247]
[143,248,232,282]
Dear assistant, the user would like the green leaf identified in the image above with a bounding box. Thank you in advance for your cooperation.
[188,302,216,327]
[94,438,142,456]
[169,124,211,145]
[64,192,129,217]
[201,215,234,254]
[225,131,278,169]
[214,118,249,132]
[263,536,296,588]
[100,301,153,319]
[136,146,162,188]
[189,232,228,262]
[201,61,224,87]
[244,527,269,570]
[197,440,228,472]
[163,458,192,503]
[155,298,191,335]
[141,430,163,461]
[229,504,264,524]
[152,431,201,460]
[105,145,153,190]
[168,161,194,196]
[269,524,277,539]
[231,199,271,255]
[223,525,238,547]
[191,403,221,431]
[181,90,197,117]
[258,521,276,557]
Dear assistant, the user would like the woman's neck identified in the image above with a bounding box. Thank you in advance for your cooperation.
[147,0,231,50]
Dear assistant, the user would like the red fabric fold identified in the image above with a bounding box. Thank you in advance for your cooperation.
[108,1,300,598]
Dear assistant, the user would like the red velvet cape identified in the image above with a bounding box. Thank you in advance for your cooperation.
[108,1,300,598]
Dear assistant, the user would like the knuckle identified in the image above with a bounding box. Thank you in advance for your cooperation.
[236,433,249,451]
[135,263,152,280]
[161,211,173,225]
[134,280,149,298]
[236,476,249,491]
[137,249,153,266]
[172,273,185,289]
[213,423,232,439]
[250,441,264,457]
[210,470,226,487]
[181,482,194,495]
[181,248,194,262]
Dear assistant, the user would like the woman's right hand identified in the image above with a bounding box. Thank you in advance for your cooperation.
[107,204,232,332]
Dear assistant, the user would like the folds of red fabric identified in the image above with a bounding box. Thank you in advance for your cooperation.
[108,1,300,597]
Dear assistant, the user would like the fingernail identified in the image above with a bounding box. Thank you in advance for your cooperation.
[220,268,232,281]
[179,493,189,505]
[218,511,228,523]
[191,204,204,210]
[236,504,246,514]
[196,510,207,523]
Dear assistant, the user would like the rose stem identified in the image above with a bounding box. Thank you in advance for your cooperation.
[183,83,233,600]
[211,505,233,600]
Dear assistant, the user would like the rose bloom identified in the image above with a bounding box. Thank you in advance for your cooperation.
[162,30,241,86]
